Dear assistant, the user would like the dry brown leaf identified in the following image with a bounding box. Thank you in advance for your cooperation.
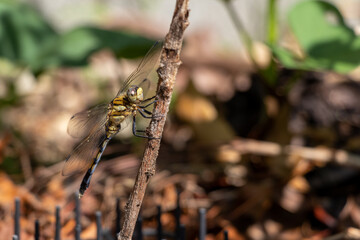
[247,223,266,240]
[264,95,279,117]
[0,172,17,205]
[47,176,65,199]
[0,132,11,164]
[161,212,176,230]
[162,184,178,210]
[224,165,247,187]
[80,222,97,239]
[216,225,245,240]
[289,176,310,193]
[40,177,66,211]
[207,205,221,220]
[176,94,218,123]
[0,219,13,239]
[80,194,100,216]
[349,198,360,227]
[264,219,282,238]
[216,145,241,164]
[280,183,305,213]
[314,206,337,227]
[191,67,234,101]
[62,219,76,238]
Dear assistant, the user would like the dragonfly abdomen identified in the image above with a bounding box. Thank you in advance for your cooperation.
[79,136,111,197]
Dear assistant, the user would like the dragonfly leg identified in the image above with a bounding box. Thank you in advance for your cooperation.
[132,115,160,139]
[141,109,152,115]
[142,95,156,103]
[138,109,153,119]
[139,98,164,119]
[138,108,164,120]
[140,100,158,109]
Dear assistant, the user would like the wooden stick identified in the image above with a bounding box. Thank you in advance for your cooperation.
[323,227,360,240]
[230,138,360,167]
[117,1,190,239]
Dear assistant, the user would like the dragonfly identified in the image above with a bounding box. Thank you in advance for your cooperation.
[63,41,162,198]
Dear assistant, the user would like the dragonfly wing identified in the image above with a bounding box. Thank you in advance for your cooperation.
[138,77,151,98]
[116,41,162,98]
[62,127,107,176]
[120,114,133,132]
[67,104,109,138]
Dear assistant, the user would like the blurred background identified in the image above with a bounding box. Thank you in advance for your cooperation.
[2,0,360,239]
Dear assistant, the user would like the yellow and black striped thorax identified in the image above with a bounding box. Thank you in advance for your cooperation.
[112,95,129,107]
[111,95,134,113]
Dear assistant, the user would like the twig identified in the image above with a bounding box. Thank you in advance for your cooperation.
[117,1,190,239]
[223,0,254,64]
[230,138,360,167]
[323,227,360,240]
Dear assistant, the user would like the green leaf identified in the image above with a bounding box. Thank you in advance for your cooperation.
[30,26,157,72]
[0,1,157,72]
[273,0,360,73]
[0,1,58,66]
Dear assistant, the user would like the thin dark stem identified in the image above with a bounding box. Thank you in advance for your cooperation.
[175,190,181,239]
[157,205,162,240]
[14,198,20,240]
[267,0,278,46]
[117,0,189,239]
[55,206,61,240]
[179,224,186,240]
[199,208,206,240]
[96,211,102,240]
[223,0,255,65]
[134,215,143,240]
[34,220,40,240]
[115,198,121,237]
[75,194,81,240]
[224,230,229,240]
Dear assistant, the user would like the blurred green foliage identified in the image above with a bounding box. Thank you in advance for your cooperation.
[31,26,157,72]
[273,0,360,73]
[0,1,156,73]
[0,1,57,66]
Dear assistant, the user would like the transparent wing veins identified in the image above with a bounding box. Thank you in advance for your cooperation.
[116,41,163,98]
[67,104,109,138]
[62,127,107,176]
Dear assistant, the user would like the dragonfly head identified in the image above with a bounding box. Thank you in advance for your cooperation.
[127,85,144,103]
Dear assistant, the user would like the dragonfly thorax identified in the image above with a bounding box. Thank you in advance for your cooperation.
[106,91,141,135]
[127,85,144,104]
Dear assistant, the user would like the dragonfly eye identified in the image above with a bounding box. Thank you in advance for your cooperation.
[127,87,136,96]
[127,86,143,102]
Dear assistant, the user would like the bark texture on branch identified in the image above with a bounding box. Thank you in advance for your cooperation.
[118,0,190,239]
